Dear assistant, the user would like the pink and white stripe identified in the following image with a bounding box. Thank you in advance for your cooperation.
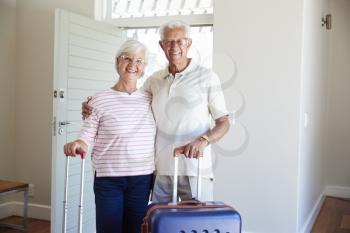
[78,89,156,177]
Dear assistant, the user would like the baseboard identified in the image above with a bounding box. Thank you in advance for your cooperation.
[299,185,350,233]
[0,202,16,219]
[299,188,326,233]
[0,201,50,221]
[325,185,350,199]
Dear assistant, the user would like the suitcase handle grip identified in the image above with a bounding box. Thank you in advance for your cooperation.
[177,199,205,206]
[64,152,86,159]
[77,151,86,159]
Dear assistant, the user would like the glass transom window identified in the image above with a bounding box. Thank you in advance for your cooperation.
[111,0,213,18]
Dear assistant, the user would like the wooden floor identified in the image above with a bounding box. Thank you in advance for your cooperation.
[0,216,50,233]
[0,196,349,233]
[312,196,350,233]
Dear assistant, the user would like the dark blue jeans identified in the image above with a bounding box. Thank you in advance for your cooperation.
[94,174,152,233]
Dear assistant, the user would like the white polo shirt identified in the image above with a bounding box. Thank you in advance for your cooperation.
[143,60,228,178]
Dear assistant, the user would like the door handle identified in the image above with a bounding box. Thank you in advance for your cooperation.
[59,121,72,126]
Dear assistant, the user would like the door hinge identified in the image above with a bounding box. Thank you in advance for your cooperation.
[59,88,65,102]
[53,116,57,136]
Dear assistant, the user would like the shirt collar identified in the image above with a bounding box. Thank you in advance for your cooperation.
[163,59,197,79]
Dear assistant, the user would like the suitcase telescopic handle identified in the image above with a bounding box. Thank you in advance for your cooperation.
[172,154,202,204]
[77,152,86,233]
[62,151,86,233]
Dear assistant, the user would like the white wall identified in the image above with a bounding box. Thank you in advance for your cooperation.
[4,0,349,229]
[297,0,330,231]
[0,0,16,180]
[326,0,350,187]
[15,0,94,206]
[213,1,303,232]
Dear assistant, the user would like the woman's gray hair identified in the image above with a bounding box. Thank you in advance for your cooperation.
[115,39,149,64]
[159,20,191,40]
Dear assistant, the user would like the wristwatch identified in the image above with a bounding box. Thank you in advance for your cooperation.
[199,135,210,145]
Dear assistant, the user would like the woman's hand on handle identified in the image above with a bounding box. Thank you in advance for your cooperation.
[64,140,88,158]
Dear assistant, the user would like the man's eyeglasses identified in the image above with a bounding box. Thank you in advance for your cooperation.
[161,38,189,47]
[118,55,145,65]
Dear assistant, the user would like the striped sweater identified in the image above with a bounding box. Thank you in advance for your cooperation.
[78,88,156,177]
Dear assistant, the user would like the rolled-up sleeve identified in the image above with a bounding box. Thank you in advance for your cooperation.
[208,72,229,120]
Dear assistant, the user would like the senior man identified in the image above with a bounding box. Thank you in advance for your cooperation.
[83,20,230,203]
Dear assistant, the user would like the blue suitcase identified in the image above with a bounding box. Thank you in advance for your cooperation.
[141,156,242,233]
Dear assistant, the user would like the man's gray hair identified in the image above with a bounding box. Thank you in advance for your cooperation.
[159,20,191,40]
[115,39,149,65]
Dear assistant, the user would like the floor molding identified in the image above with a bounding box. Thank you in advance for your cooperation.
[299,185,350,233]
[0,202,15,219]
[299,188,326,233]
[0,201,50,221]
[325,186,350,199]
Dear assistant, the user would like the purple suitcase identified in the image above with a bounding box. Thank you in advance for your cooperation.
[142,156,242,233]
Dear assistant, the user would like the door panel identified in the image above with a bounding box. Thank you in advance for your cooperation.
[52,9,124,233]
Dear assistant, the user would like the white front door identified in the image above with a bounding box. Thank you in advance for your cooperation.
[51,9,124,233]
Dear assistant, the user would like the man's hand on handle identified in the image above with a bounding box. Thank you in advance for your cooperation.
[172,116,230,159]
[173,138,208,158]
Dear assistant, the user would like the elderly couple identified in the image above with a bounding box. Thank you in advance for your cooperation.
[63,20,230,233]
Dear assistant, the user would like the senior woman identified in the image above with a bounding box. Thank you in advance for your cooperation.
[63,39,156,233]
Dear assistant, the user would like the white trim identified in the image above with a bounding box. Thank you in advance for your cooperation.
[94,0,104,21]
[298,185,350,233]
[0,202,16,219]
[104,14,213,28]
[299,188,326,233]
[0,201,50,221]
[325,185,350,198]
